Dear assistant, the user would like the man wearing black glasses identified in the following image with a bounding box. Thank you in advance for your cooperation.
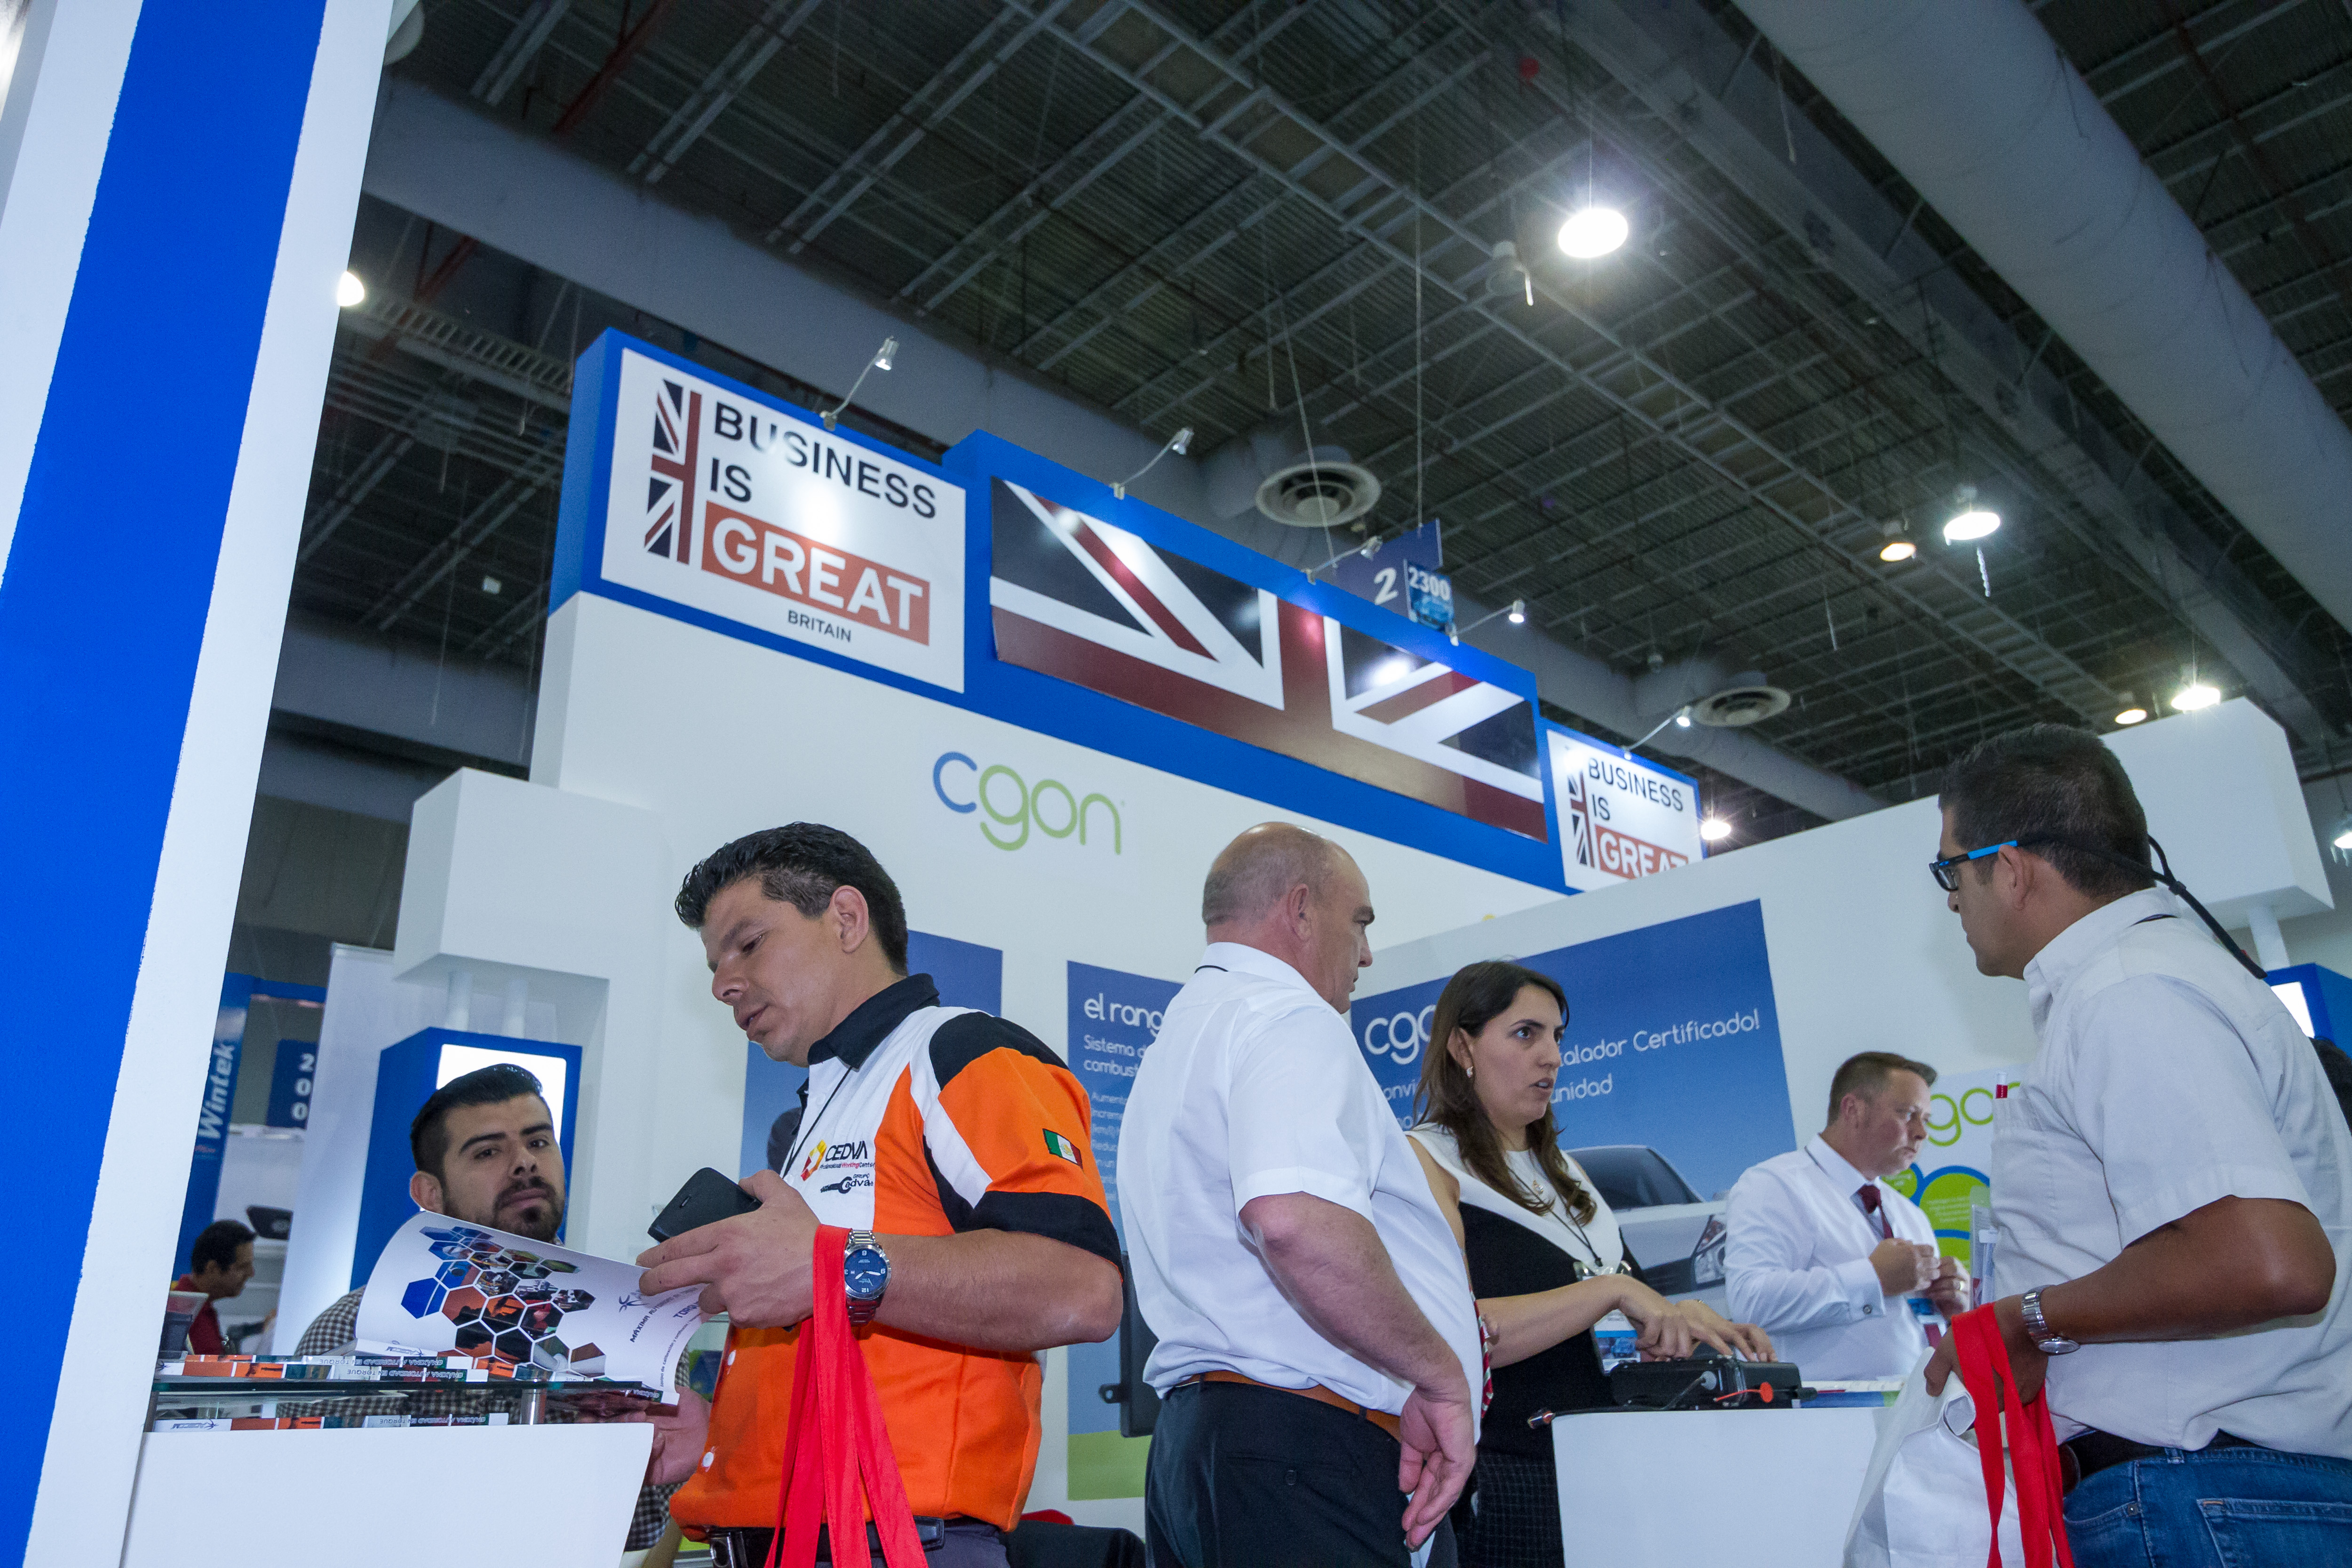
[1923,723,2352,1567]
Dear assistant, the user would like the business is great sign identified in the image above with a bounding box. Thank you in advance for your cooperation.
[1548,724,1703,891]
[594,342,967,691]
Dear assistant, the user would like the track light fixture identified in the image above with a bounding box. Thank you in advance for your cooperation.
[1112,426,1194,501]
[1451,599,1527,643]
[821,336,898,430]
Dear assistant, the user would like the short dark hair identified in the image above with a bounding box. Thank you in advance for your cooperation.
[1826,1051,1938,1127]
[410,1063,548,1182]
[1938,724,2155,899]
[674,823,910,973]
[191,1218,254,1274]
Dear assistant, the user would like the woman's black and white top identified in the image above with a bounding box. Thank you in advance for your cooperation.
[1408,1122,1630,1458]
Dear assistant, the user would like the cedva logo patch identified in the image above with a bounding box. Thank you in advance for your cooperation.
[932,752,1122,853]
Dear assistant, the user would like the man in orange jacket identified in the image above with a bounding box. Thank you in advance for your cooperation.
[639,823,1123,1568]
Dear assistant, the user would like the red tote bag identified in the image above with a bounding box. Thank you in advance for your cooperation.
[1951,1306,2075,1568]
[764,1226,926,1568]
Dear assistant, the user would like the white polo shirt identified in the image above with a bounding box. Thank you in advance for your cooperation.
[1116,943,1481,1429]
[1995,888,2352,1456]
[1724,1135,1939,1379]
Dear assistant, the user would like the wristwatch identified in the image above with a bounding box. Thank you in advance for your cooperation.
[2019,1288,2080,1355]
[843,1231,890,1328]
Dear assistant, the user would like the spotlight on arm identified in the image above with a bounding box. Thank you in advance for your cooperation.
[821,335,898,430]
[1113,426,1195,501]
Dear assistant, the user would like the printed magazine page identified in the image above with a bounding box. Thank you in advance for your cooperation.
[356,1213,703,1394]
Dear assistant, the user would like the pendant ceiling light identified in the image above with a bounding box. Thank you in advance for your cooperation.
[1558,206,1629,259]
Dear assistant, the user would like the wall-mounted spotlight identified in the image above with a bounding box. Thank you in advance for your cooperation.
[1700,817,1732,844]
[821,336,898,430]
[1450,598,1527,644]
[1558,206,1629,259]
[336,270,366,308]
[1112,426,1193,500]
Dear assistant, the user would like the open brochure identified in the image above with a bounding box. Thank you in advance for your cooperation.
[356,1212,703,1396]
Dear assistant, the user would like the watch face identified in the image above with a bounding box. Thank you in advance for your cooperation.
[844,1247,889,1301]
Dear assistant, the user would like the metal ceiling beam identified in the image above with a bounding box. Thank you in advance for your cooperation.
[897,0,1319,315]
[362,456,564,635]
[765,2,1071,252]
[472,0,571,106]
[1018,49,1493,369]
[626,0,827,185]
[299,427,415,566]
[1536,0,2337,746]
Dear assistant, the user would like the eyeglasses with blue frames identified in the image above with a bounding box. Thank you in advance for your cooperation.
[1929,839,2034,892]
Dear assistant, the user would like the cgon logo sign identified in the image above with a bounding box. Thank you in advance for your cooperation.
[933,753,1122,853]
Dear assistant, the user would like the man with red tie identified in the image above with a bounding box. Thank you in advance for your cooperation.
[1722,1051,1970,1379]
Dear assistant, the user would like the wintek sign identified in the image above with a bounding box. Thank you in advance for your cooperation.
[598,347,966,690]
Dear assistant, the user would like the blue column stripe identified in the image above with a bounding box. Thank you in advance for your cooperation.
[0,1,329,1556]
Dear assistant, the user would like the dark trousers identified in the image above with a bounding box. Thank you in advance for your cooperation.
[1144,1379,1458,1568]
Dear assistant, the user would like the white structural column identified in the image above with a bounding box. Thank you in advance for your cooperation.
[0,2,391,1563]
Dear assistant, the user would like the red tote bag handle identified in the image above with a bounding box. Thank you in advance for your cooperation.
[764,1226,926,1568]
[1951,1305,2075,1568]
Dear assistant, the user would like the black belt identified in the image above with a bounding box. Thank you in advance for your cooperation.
[705,1517,965,1567]
[2060,1429,2262,1494]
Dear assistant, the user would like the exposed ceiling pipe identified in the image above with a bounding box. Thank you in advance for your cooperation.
[1736,0,2352,640]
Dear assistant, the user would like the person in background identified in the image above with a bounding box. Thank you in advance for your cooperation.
[1928,724,2351,1566]
[640,824,1122,1568]
[1724,1051,1967,1379]
[292,1063,677,1558]
[175,1219,255,1356]
[1404,961,1771,1568]
[293,1061,565,1352]
[1120,823,1480,1568]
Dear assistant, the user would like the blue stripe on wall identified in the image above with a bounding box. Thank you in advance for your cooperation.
[0,1,328,1555]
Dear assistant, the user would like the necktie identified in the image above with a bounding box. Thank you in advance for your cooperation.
[1858,1183,1891,1241]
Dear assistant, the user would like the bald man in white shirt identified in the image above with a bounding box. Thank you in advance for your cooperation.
[1119,824,1479,1568]
[1726,1051,1968,1379]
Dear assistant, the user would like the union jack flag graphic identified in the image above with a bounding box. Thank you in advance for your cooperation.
[989,479,1545,838]
[645,380,700,564]
[1559,764,1594,868]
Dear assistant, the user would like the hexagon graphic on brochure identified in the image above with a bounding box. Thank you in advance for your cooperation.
[403,1225,601,1371]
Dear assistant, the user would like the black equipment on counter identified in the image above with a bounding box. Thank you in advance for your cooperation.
[1607,1355,1804,1410]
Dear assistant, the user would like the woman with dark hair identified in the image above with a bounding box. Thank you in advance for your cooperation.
[1406,960,1771,1568]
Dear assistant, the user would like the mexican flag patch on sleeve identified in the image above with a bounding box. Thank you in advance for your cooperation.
[1043,1130,1082,1165]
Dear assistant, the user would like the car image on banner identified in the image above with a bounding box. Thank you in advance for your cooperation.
[1568,1144,1730,1314]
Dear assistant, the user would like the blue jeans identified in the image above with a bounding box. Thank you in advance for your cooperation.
[2063,1441,2352,1567]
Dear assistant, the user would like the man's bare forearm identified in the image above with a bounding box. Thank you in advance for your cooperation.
[2039,1196,2334,1343]
[1240,1192,1462,1393]
[868,1231,1122,1351]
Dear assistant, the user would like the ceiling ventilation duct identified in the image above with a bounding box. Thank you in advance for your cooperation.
[1735,0,2352,637]
[1204,422,1382,529]
[1630,655,1791,730]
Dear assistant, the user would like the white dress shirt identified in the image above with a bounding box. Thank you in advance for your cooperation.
[1724,1134,1938,1379]
[1995,888,2352,1456]
[1116,943,1482,1428]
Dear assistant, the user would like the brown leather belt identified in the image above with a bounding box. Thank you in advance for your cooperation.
[1179,1368,1404,1441]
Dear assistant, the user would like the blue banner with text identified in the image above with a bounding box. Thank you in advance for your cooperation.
[1349,900,1790,1202]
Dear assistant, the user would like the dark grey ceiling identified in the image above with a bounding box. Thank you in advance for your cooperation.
[296,0,2352,841]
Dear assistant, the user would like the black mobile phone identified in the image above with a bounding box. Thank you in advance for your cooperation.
[648,1166,762,1242]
